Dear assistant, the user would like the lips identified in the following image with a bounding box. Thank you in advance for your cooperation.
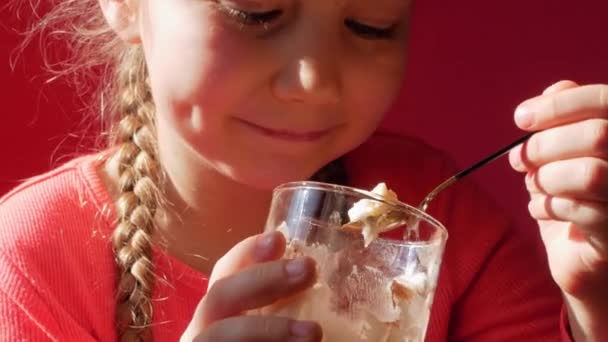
[236,118,336,142]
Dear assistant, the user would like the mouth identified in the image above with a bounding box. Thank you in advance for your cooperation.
[235,118,337,143]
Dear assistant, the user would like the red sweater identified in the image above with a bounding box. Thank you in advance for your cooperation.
[0,133,572,341]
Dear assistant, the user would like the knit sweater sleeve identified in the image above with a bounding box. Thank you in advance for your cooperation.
[0,251,98,341]
[0,159,118,341]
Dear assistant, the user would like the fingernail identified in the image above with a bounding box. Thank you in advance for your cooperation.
[528,196,543,219]
[524,172,532,189]
[285,258,309,280]
[527,199,537,216]
[515,105,534,129]
[255,233,275,260]
[289,320,319,338]
[508,146,523,171]
[525,172,539,192]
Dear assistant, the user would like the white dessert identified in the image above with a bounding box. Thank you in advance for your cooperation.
[256,234,432,342]
[259,183,435,341]
[347,182,399,247]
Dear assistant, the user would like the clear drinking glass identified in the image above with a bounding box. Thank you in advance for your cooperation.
[256,182,448,342]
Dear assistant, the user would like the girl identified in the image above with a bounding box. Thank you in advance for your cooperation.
[1,0,606,341]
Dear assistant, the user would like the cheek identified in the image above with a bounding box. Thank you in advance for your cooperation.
[345,51,407,132]
[141,2,247,124]
[139,4,261,177]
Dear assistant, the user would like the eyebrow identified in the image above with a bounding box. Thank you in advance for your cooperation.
[366,0,411,15]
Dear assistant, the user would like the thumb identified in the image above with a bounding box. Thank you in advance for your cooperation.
[181,231,286,342]
[209,230,286,287]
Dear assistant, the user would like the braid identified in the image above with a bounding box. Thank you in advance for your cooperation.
[110,47,161,342]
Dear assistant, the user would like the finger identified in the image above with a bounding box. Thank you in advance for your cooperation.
[509,119,608,172]
[525,158,608,201]
[201,257,316,326]
[529,195,608,253]
[509,80,580,172]
[542,80,579,95]
[182,234,292,341]
[509,143,531,173]
[515,84,608,130]
[528,193,608,228]
[209,231,286,287]
[196,316,322,342]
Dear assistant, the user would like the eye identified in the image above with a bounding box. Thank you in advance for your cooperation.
[222,7,283,26]
[345,19,396,40]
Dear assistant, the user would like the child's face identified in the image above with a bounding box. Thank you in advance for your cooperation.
[136,0,409,189]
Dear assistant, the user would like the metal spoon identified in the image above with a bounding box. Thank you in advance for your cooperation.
[416,131,535,212]
[346,131,535,235]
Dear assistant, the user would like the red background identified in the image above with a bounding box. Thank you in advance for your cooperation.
[2,1,608,232]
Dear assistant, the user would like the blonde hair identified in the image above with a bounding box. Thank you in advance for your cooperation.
[16,1,161,340]
[14,1,346,341]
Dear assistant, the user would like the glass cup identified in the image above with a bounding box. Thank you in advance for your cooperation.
[256,182,448,342]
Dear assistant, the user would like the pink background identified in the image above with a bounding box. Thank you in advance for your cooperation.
[2,1,608,231]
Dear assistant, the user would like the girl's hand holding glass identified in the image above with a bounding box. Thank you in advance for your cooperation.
[180,231,321,342]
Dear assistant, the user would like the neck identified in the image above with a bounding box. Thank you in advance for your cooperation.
[159,145,273,274]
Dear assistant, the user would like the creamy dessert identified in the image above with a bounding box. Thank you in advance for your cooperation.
[347,182,399,246]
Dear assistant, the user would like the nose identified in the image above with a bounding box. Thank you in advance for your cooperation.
[272,42,341,106]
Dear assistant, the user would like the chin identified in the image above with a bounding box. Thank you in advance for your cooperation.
[221,160,323,191]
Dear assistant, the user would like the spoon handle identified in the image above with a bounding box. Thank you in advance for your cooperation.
[454,131,535,180]
[418,131,535,212]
